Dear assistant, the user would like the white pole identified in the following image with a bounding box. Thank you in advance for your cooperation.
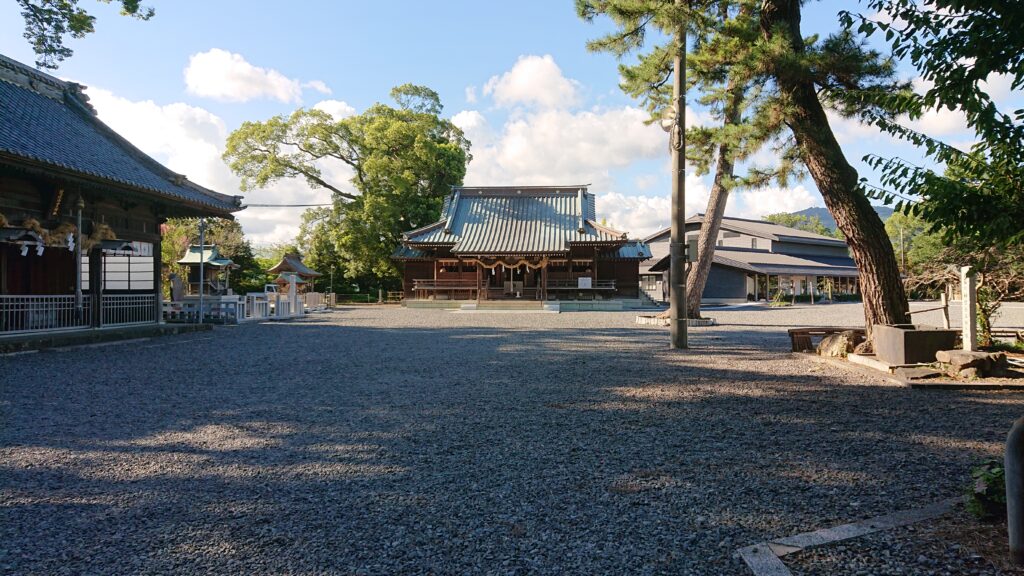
[961,266,977,351]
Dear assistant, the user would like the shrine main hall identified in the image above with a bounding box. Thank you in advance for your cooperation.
[392,185,651,305]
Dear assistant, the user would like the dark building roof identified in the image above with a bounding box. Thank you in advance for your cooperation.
[644,214,847,247]
[647,247,858,277]
[0,53,241,216]
[267,253,321,277]
[400,186,644,256]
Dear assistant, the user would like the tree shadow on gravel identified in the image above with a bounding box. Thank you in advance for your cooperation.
[2,316,1023,575]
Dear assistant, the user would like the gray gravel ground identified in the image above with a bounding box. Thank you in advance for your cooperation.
[2,302,1024,575]
[784,504,1024,575]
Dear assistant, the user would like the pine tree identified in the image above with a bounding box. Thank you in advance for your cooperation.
[579,0,910,331]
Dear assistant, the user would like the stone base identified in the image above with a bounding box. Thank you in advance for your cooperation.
[634,316,716,327]
[0,323,213,354]
[935,349,1009,378]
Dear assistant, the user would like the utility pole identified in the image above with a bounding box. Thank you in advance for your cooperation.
[198,218,205,325]
[669,0,688,349]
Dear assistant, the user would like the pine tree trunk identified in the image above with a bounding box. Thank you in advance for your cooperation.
[761,0,908,335]
[685,85,743,319]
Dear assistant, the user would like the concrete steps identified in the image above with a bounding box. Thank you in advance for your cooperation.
[476,300,545,310]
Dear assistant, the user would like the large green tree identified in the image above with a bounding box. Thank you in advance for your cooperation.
[16,0,154,69]
[579,0,910,330]
[763,213,840,239]
[840,1,1024,246]
[224,84,471,285]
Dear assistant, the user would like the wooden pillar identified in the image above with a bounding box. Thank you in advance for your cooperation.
[476,262,481,303]
[88,246,103,327]
[153,236,163,323]
[541,262,547,301]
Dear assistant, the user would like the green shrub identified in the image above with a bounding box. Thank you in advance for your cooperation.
[966,459,1007,520]
[769,290,790,308]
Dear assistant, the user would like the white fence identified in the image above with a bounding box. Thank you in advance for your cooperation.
[245,295,269,321]
[101,294,157,326]
[0,293,159,335]
[0,295,92,334]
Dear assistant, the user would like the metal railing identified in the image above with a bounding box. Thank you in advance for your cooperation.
[101,294,157,326]
[0,295,92,334]
[546,279,617,290]
[412,279,479,290]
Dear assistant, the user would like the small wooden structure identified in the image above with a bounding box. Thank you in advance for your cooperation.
[268,252,320,293]
[177,245,237,295]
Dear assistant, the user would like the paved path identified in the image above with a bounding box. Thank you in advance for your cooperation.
[2,304,1022,574]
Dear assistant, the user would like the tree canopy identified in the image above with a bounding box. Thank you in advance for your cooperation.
[579,0,911,329]
[763,213,842,239]
[839,1,1024,246]
[16,0,154,69]
[224,84,471,285]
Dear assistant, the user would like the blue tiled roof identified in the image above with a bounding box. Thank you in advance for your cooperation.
[391,245,431,260]
[403,186,632,255]
[0,54,241,215]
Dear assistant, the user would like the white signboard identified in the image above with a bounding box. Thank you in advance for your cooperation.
[577,276,592,289]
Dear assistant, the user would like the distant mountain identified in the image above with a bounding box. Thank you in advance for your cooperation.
[791,206,894,231]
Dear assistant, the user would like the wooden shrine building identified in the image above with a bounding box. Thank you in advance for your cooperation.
[0,53,241,335]
[268,252,321,293]
[392,185,651,301]
[177,245,238,295]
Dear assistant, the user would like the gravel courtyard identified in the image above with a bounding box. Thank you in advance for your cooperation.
[3,303,1024,575]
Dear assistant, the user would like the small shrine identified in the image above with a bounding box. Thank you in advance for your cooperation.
[176,245,238,295]
[267,252,321,293]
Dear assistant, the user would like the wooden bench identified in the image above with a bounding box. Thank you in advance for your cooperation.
[993,329,1024,344]
[788,327,866,352]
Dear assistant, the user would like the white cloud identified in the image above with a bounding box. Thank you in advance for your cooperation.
[633,174,659,191]
[729,184,820,220]
[464,85,477,104]
[458,105,664,189]
[451,110,497,147]
[184,48,303,103]
[303,80,332,95]
[483,54,581,109]
[85,85,338,245]
[598,173,711,237]
[312,99,357,119]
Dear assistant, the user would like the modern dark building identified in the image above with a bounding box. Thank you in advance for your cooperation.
[641,215,861,304]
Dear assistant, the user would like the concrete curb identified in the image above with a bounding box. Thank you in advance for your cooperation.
[735,497,963,575]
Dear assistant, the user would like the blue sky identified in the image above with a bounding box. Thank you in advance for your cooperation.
[1,1,1015,244]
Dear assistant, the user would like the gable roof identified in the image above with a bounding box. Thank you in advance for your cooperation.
[647,247,858,277]
[177,245,236,268]
[0,54,241,217]
[267,253,321,277]
[644,214,847,247]
[402,186,629,255]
